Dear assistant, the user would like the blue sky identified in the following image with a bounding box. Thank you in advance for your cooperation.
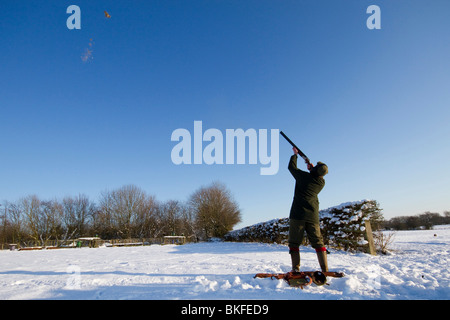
[1,0,449,229]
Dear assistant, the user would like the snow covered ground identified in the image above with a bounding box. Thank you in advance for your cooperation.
[0,226,448,300]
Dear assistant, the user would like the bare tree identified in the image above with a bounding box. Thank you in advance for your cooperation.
[20,195,42,244]
[4,201,25,244]
[40,200,64,243]
[17,196,64,246]
[133,194,158,238]
[98,185,156,239]
[95,189,115,238]
[189,182,241,239]
[159,200,187,236]
[179,202,197,240]
[62,194,96,238]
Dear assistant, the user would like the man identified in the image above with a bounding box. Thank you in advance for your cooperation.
[288,147,329,273]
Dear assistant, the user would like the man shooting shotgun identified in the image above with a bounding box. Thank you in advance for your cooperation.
[280,131,329,273]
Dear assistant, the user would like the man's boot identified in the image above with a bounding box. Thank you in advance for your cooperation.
[289,247,300,272]
[316,247,328,272]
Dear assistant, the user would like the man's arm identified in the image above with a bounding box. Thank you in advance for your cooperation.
[288,154,298,174]
[289,148,314,178]
[289,151,307,180]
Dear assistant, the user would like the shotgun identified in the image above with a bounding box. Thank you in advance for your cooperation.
[280,131,311,165]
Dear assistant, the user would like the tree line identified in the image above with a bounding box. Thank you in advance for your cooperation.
[382,211,450,230]
[0,182,241,246]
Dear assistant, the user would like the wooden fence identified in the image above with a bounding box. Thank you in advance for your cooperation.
[1,236,196,251]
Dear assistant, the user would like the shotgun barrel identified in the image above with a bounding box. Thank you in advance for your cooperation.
[280,131,311,165]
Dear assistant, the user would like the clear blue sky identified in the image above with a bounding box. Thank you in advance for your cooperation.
[1,0,449,229]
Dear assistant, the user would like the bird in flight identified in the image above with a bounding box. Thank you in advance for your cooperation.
[104,11,111,18]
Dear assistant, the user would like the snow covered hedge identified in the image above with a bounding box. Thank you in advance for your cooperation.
[224,218,290,244]
[224,200,383,252]
[319,200,383,251]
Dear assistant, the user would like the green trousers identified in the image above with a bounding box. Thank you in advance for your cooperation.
[288,219,325,250]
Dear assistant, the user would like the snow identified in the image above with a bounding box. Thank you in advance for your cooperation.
[0,226,449,300]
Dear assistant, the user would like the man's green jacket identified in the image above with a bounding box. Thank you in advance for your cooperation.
[288,155,325,223]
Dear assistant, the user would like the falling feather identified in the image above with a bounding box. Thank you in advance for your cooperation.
[81,38,94,63]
